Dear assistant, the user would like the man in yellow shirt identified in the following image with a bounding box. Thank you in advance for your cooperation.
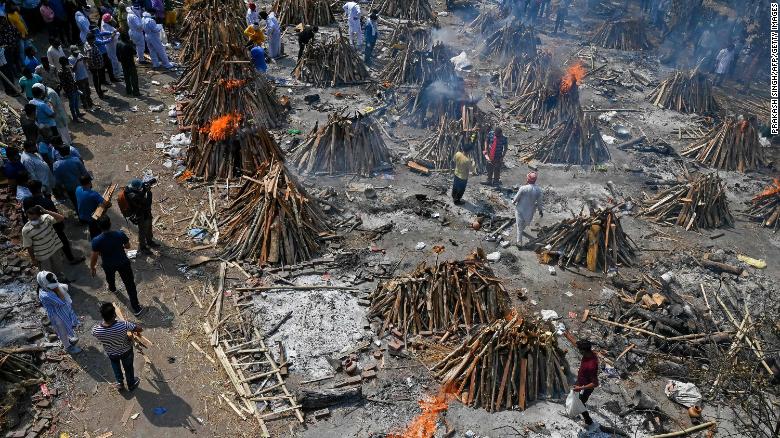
[243,21,265,46]
[452,140,475,205]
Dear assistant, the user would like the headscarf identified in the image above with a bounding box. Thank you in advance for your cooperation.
[527,172,537,184]
[36,271,59,290]
[102,13,112,22]
[248,2,256,10]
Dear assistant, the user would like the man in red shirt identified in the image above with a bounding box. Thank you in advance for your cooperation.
[573,339,599,427]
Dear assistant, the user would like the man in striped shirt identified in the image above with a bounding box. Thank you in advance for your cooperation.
[92,302,142,391]
[22,205,70,282]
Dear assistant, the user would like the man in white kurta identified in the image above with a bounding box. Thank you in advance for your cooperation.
[343,1,362,47]
[512,172,543,246]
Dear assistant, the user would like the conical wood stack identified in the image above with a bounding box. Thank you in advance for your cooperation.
[178,0,246,62]
[383,22,432,52]
[590,19,653,50]
[290,111,391,177]
[273,0,334,26]
[293,34,370,86]
[468,6,504,34]
[379,42,456,86]
[186,125,284,181]
[647,70,720,115]
[522,114,610,165]
[219,159,331,265]
[414,107,489,172]
[527,208,637,272]
[641,173,734,230]
[507,63,583,129]
[368,249,510,338]
[431,311,568,412]
[747,179,780,231]
[682,117,767,173]
[377,0,437,22]
[481,23,538,60]
[499,52,552,96]
[400,77,473,128]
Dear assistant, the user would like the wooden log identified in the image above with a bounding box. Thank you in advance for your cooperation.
[297,387,363,410]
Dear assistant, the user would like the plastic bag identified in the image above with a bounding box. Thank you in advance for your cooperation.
[565,390,587,417]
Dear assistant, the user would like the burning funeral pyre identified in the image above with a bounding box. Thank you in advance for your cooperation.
[293,34,370,86]
[682,117,767,173]
[521,113,610,165]
[647,70,720,115]
[368,250,509,338]
[746,179,780,231]
[498,52,552,97]
[377,0,437,22]
[273,0,334,26]
[508,62,584,129]
[527,207,637,273]
[413,107,490,172]
[431,310,568,412]
[481,23,538,60]
[641,173,734,230]
[590,19,653,51]
[219,159,331,265]
[400,77,475,128]
[380,42,455,86]
[290,111,391,177]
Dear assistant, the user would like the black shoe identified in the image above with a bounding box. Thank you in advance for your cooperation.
[453,199,465,205]
[147,241,160,248]
[133,306,146,317]
[128,377,141,390]
[139,246,153,254]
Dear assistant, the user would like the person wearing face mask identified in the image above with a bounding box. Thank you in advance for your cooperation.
[22,205,70,281]
[37,271,81,354]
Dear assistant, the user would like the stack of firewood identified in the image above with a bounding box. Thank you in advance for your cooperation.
[590,19,653,50]
[178,0,246,62]
[368,250,509,337]
[384,22,432,52]
[499,52,552,96]
[647,70,720,115]
[219,159,331,265]
[380,42,456,86]
[414,116,487,173]
[431,311,567,411]
[641,173,734,229]
[400,77,474,128]
[293,34,370,86]
[746,179,780,231]
[527,208,637,272]
[468,6,504,34]
[481,23,538,60]
[682,117,767,173]
[521,114,610,165]
[274,0,334,26]
[508,63,584,129]
[187,125,284,181]
[377,0,436,22]
[290,111,391,177]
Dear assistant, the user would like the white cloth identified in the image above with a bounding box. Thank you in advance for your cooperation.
[75,11,90,43]
[664,381,702,408]
[715,48,734,74]
[45,87,70,144]
[127,7,146,62]
[343,1,362,46]
[512,184,542,244]
[246,8,258,26]
[266,12,281,58]
[142,12,172,68]
[46,45,66,71]
[101,21,122,76]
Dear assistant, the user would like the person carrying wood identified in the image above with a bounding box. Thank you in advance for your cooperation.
[573,339,600,431]
[482,127,507,187]
[511,171,543,247]
[124,178,158,252]
[451,137,476,205]
[92,302,143,391]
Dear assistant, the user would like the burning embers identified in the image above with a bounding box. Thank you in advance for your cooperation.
[559,62,586,94]
[201,113,242,142]
[387,384,457,438]
[747,179,780,230]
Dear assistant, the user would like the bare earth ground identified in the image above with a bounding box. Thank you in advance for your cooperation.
[2,0,779,437]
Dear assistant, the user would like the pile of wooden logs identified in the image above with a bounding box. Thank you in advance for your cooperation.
[521,114,610,165]
[219,160,331,265]
[468,6,504,34]
[400,77,474,128]
[647,70,720,115]
[481,23,538,60]
[368,250,509,337]
[290,111,391,177]
[499,52,552,96]
[508,81,582,129]
[383,22,432,52]
[590,19,653,51]
[682,117,767,173]
[527,207,637,272]
[380,42,456,86]
[178,0,246,62]
[641,173,734,230]
[414,107,489,172]
[377,0,436,22]
[273,0,334,26]
[746,179,780,231]
[187,126,285,181]
[431,311,567,411]
[293,34,370,86]
[0,348,44,383]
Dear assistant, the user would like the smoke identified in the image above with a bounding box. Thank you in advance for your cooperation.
[425,79,464,100]
[431,28,458,46]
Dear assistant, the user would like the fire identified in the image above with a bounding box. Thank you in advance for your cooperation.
[388,384,457,438]
[754,178,780,200]
[219,79,247,90]
[560,62,586,94]
[201,113,242,142]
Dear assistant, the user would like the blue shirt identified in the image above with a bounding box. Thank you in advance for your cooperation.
[30,98,56,127]
[53,145,81,161]
[250,46,267,72]
[53,156,88,192]
[91,230,130,268]
[24,55,39,71]
[3,160,25,180]
[75,186,104,222]
[37,140,54,162]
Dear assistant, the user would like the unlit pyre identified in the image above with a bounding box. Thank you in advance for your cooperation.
[293,34,370,86]
[521,113,610,165]
[647,70,720,115]
[682,117,767,173]
[590,19,653,51]
[641,173,734,230]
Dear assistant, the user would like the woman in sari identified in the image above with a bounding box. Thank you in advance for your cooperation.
[37,271,81,354]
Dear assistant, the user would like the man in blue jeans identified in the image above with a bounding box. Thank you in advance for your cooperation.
[92,302,142,391]
[90,216,145,316]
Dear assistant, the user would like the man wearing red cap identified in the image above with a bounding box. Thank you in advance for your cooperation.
[246,2,259,27]
[511,171,543,247]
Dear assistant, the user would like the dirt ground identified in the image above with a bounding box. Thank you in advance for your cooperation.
[1,0,778,437]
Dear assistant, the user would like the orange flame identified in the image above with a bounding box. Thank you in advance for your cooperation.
[388,384,457,438]
[754,178,780,200]
[201,113,242,142]
[560,62,586,94]
[219,79,247,90]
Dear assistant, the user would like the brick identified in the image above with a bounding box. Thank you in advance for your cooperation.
[361,370,377,380]
[313,408,330,419]
[387,338,403,352]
